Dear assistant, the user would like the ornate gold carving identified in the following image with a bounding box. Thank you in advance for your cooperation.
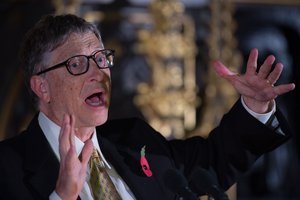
[135,0,199,139]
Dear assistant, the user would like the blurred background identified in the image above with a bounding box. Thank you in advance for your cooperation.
[0,0,299,199]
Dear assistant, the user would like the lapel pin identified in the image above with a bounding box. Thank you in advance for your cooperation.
[140,145,153,177]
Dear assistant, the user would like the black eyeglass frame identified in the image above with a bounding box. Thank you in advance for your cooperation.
[35,49,115,76]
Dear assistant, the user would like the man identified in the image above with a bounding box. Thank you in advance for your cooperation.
[0,13,295,200]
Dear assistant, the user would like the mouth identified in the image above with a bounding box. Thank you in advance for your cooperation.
[85,91,106,107]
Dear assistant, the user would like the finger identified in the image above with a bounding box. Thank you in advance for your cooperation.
[267,62,283,85]
[273,83,296,96]
[212,60,237,78]
[65,143,78,172]
[78,139,93,181]
[257,55,275,79]
[258,83,296,102]
[69,114,75,148]
[59,114,68,142]
[66,114,76,167]
[59,114,71,159]
[80,139,93,165]
[246,48,258,75]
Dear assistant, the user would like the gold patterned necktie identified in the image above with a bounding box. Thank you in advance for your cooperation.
[89,148,121,200]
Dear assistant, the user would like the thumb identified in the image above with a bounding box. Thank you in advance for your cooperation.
[212,60,237,78]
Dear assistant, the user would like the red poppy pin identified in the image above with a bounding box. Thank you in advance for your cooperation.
[140,145,153,177]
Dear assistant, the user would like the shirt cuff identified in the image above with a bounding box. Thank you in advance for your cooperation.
[49,191,62,200]
[241,97,276,124]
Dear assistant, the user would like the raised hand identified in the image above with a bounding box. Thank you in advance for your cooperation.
[55,114,93,200]
[213,48,295,113]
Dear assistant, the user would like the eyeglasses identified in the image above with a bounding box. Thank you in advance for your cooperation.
[36,49,115,76]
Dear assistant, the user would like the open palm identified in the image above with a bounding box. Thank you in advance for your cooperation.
[213,48,295,113]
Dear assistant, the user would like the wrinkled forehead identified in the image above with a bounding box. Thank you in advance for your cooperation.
[51,31,103,52]
[45,32,104,66]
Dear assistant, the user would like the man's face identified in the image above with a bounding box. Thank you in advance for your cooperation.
[38,32,111,128]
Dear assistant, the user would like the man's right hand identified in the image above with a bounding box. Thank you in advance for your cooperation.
[55,114,93,200]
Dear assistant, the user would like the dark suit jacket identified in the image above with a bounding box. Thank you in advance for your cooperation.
[0,100,291,200]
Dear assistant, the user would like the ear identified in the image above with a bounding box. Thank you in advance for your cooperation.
[30,75,50,103]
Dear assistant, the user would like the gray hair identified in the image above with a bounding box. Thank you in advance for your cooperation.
[19,14,102,107]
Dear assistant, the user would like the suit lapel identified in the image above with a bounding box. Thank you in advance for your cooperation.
[23,115,60,199]
[98,135,173,200]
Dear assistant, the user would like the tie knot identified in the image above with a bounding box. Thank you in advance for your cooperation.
[92,148,100,159]
[91,148,105,169]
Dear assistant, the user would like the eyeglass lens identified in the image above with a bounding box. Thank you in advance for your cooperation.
[67,50,114,75]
